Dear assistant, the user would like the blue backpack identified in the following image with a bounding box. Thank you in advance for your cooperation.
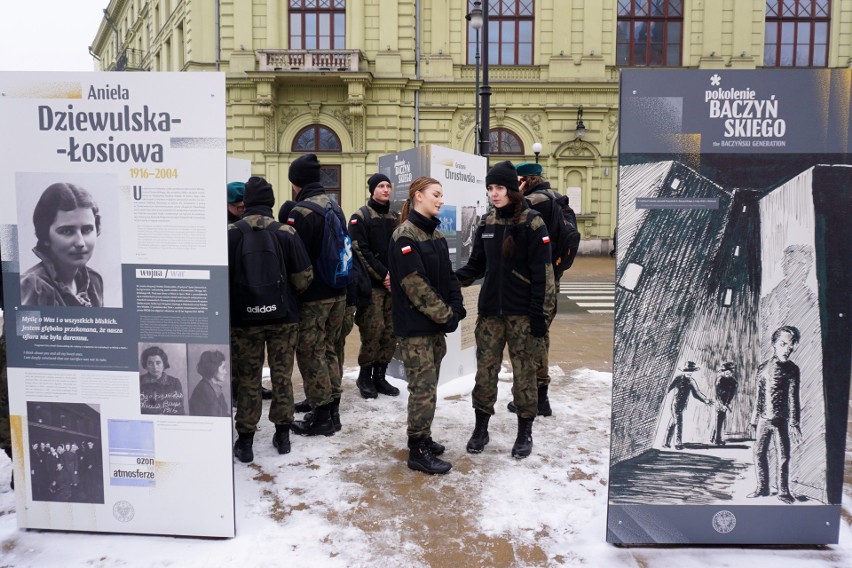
[299,200,353,289]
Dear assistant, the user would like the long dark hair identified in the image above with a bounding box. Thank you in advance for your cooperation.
[197,350,226,380]
[399,177,441,225]
[33,183,101,254]
[502,189,525,258]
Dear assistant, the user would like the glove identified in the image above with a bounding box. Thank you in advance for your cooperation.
[443,312,460,334]
[530,314,548,338]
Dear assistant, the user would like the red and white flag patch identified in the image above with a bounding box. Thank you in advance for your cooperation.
[542,235,551,244]
[286,217,296,225]
[401,245,412,255]
[350,219,358,225]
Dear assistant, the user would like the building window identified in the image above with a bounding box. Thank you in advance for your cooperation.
[291,125,342,201]
[617,0,683,67]
[467,1,534,65]
[764,0,830,67]
[292,125,342,153]
[489,128,524,155]
[289,0,346,50]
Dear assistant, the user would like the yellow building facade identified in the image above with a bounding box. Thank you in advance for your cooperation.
[92,0,852,253]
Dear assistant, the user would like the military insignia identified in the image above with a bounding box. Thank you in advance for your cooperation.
[401,245,412,255]
[286,217,296,225]
[542,236,551,244]
[350,219,358,224]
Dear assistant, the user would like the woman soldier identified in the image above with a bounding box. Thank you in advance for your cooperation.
[456,161,555,459]
[388,177,466,475]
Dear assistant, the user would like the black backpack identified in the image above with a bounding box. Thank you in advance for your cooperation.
[231,220,290,323]
[543,189,581,279]
[299,200,353,289]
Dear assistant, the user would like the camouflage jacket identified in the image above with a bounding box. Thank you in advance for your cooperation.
[348,198,399,287]
[388,209,465,337]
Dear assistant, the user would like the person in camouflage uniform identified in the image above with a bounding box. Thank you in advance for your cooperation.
[229,176,313,463]
[506,161,562,417]
[350,173,400,399]
[389,177,466,475]
[279,154,348,437]
[456,161,555,460]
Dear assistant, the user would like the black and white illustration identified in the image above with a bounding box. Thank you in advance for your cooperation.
[186,343,231,417]
[26,401,104,504]
[607,69,851,545]
[15,171,123,308]
[138,342,188,415]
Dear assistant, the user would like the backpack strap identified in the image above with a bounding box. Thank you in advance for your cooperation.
[236,219,252,235]
[298,199,327,216]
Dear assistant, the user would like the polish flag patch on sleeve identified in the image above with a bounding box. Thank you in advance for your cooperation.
[542,235,551,244]
[286,217,296,225]
[401,245,412,255]
[350,219,358,225]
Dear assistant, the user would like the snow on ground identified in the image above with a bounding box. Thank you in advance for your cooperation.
[1,365,851,567]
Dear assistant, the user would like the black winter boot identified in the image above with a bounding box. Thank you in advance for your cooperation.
[511,416,534,459]
[537,385,552,417]
[356,365,377,399]
[466,409,491,454]
[294,399,311,413]
[373,363,400,396]
[407,437,452,474]
[302,398,342,432]
[290,403,336,437]
[425,437,445,456]
[233,432,255,463]
[272,424,291,455]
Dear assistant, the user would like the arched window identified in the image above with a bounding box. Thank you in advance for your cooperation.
[292,124,342,153]
[489,128,524,155]
[291,124,343,202]
[289,0,346,50]
[764,0,830,67]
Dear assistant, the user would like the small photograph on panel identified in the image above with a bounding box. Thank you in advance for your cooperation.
[138,342,187,415]
[27,401,104,504]
[186,344,231,417]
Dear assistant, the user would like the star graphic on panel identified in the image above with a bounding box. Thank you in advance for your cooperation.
[710,74,721,86]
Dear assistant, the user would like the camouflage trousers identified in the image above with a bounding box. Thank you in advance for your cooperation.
[532,297,558,388]
[296,297,346,408]
[336,305,357,378]
[398,334,447,439]
[230,322,298,434]
[355,288,395,366]
[0,333,10,451]
[473,315,542,420]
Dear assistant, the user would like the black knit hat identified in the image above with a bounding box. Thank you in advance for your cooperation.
[288,153,322,187]
[244,176,275,208]
[367,173,391,195]
[485,160,519,193]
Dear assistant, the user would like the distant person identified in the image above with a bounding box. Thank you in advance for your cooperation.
[663,361,713,450]
[189,350,230,417]
[21,182,103,307]
[456,161,555,460]
[282,154,348,437]
[748,326,802,504]
[350,173,400,399]
[139,346,186,415]
[227,181,246,223]
[710,361,738,446]
[229,176,313,462]
[389,177,465,474]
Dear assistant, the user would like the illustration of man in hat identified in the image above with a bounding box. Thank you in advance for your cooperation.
[710,362,738,446]
[663,361,713,450]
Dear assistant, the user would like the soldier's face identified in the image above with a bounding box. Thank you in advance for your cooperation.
[372,181,392,204]
[487,184,509,208]
[772,331,796,361]
[415,183,444,217]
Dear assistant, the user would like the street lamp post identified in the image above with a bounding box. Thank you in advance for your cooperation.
[532,142,543,164]
[479,1,491,160]
[466,3,483,155]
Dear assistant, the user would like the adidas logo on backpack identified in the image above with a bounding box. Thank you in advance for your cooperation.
[231,220,291,323]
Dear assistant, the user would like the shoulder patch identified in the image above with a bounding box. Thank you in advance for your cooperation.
[350,218,358,225]
[286,217,296,225]
[401,245,412,255]
[542,235,551,244]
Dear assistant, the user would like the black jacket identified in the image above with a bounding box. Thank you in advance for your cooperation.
[349,198,398,288]
[523,181,556,226]
[279,183,347,302]
[455,203,552,319]
[388,210,464,337]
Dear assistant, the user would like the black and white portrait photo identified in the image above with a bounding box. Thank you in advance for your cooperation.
[26,401,104,504]
[15,172,122,308]
[186,343,231,417]
[138,342,187,415]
